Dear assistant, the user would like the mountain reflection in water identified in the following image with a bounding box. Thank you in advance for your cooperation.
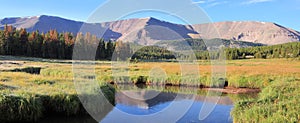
[101,89,234,123]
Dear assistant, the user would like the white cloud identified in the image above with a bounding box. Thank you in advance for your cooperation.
[192,0,227,7]
[192,0,217,4]
[192,0,206,4]
[207,1,228,7]
[243,0,274,5]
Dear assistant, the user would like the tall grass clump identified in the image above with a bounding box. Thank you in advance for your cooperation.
[37,84,115,116]
[40,68,72,78]
[97,84,116,105]
[0,83,116,122]
[231,78,300,123]
[40,94,82,116]
[0,93,43,122]
[136,76,148,84]
[227,74,268,88]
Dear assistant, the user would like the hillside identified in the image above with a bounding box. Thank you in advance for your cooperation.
[1,15,299,45]
[193,21,300,45]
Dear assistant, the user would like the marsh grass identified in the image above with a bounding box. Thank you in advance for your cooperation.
[40,68,73,78]
[0,68,115,122]
[231,78,300,123]
[0,93,43,122]
[33,79,56,85]
[1,58,299,89]
[0,87,115,122]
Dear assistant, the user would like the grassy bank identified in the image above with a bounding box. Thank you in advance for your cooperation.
[97,59,300,88]
[231,78,300,122]
[0,57,116,122]
[0,71,115,123]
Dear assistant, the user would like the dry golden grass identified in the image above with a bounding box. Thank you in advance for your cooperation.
[1,57,299,91]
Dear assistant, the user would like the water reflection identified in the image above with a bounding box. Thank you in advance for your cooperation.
[40,86,257,123]
[101,88,236,123]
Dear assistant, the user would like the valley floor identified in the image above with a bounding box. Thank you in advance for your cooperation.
[0,55,299,122]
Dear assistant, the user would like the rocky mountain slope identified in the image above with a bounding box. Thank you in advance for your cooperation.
[192,21,300,45]
[1,15,299,45]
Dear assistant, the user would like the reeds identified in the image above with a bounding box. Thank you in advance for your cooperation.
[0,93,43,122]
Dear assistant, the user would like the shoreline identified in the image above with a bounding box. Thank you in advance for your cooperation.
[111,82,261,94]
[202,87,261,94]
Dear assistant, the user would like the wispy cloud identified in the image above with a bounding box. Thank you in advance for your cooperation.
[192,0,206,4]
[192,0,227,8]
[207,1,228,7]
[192,0,216,4]
[242,0,274,5]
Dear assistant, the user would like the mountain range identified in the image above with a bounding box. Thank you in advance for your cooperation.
[0,15,299,45]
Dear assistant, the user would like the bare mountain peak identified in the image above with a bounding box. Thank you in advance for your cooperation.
[105,17,165,25]
[1,15,299,45]
[193,21,300,45]
[144,17,163,21]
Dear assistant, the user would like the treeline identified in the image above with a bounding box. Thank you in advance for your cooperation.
[0,25,299,61]
[225,42,300,59]
[195,42,300,60]
[131,46,175,60]
[0,25,117,60]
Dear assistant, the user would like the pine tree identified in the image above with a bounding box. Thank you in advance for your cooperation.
[106,40,114,60]
[18,28,28,56]
[0,31,5,55]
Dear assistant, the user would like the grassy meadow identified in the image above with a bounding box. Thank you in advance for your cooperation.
[0,55,299,122]
[0,56,116,122]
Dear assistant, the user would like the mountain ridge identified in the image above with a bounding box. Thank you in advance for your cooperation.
[0,15,299,45]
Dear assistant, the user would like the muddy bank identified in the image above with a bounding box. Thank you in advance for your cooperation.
[202,87,260,94]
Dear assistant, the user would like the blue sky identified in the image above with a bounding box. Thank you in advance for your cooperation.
[0,0,299,31]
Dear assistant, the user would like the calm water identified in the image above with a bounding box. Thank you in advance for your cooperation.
[41,88,252,123]
[102,90,233,123]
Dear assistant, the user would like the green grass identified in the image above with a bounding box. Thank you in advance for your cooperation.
[0,93,43,122]
[231,78,300,123]
[33,79,56,85]
[0,85,115,123]
[0,69,115,122]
